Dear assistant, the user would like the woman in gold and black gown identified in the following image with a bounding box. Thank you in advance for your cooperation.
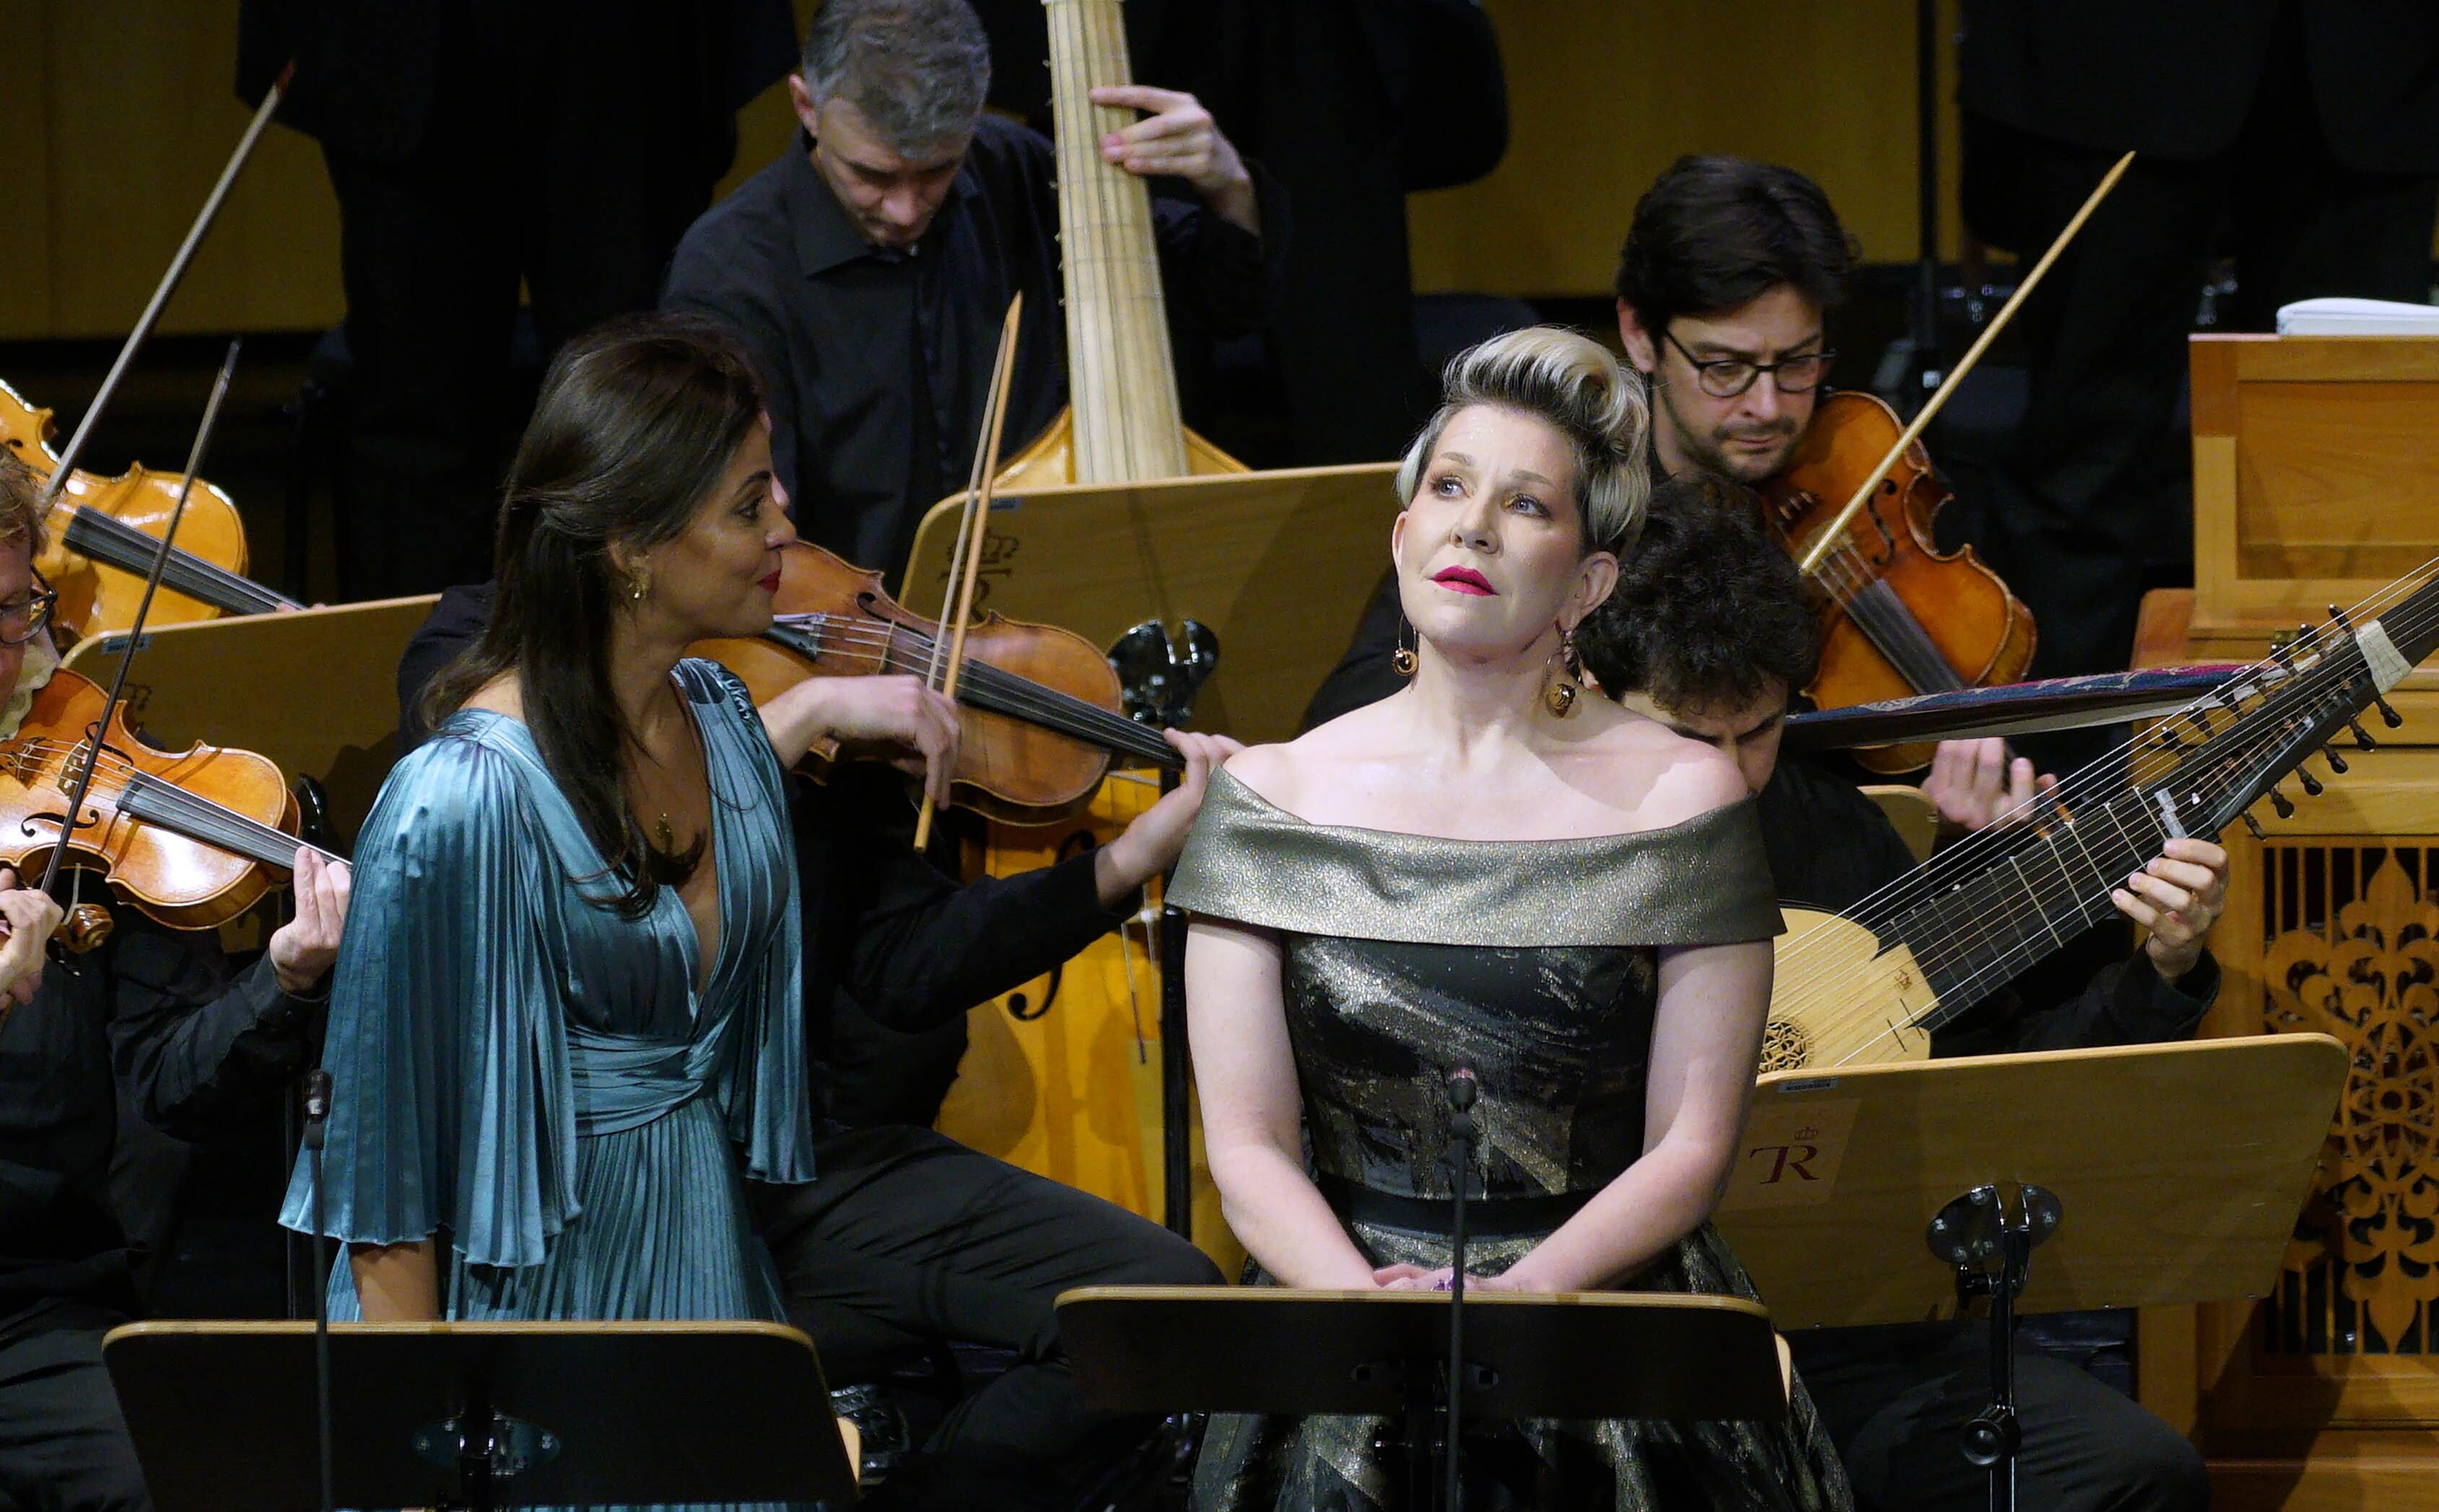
[1173,328,1851,1511]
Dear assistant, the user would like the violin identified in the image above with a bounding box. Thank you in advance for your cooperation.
[0,377,298,640]
[1759,390,2036,774]
[0,665,333,944]
[695,540,1182,826]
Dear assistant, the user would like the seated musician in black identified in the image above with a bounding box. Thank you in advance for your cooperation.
[1579,475,2222,1512]
[661,0,1286,581]
[0,450,352,1512]
[394,554,1231,1508]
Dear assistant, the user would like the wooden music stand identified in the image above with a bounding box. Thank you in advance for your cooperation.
[1712,1034,2347,1509]
[103,1319,858,1512]
[899,463,1402,746]
[64,594,440,844]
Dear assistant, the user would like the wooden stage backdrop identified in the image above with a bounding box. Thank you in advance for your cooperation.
[0,0,1976,341]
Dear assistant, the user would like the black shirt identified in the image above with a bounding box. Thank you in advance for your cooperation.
[662,116,1288,582]
[2,924,318,1321]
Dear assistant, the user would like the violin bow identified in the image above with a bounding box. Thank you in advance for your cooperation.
[912,294,1025,851]
[1794,149,2134,577]
[39,66,292,508]
[39,341,243,902]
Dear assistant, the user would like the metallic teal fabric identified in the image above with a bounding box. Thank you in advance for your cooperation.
[282,660,817,1508]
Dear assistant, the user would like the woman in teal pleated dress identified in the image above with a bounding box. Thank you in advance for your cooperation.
[281,316,943,1500]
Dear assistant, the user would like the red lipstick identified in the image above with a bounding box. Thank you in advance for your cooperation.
[1431,565,1495,596]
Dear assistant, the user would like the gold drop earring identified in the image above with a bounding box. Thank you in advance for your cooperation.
[626,564,653,603]
[1543,624,1580,718]
[1392,619,1417,678]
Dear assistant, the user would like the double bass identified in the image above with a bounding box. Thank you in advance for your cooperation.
[928,0,1257,1254]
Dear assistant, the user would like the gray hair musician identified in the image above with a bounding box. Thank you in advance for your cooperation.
[661,0,1288,583]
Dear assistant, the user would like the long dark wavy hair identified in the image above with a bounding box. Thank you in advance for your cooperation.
[422,313,765,917]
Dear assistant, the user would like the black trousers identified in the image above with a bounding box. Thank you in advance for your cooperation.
[1792,1324,2206,1512]
[320,4,730,600]
[0,1302,147,1512]
[750,1124,1219,1503]
[1960,17,2439,691]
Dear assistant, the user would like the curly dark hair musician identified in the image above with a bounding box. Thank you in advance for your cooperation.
[1583,481,2220,1512]
[1574,472,1820,727]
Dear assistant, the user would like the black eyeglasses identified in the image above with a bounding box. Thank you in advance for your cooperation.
[0,572,58,647]
[1664,330,1835,399]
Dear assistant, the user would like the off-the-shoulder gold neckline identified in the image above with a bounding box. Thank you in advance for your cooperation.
[1209,766,1745,849]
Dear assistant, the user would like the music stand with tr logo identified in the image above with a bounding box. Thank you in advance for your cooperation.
[102,1319,860,1512]
[1714,1033,2347,1512]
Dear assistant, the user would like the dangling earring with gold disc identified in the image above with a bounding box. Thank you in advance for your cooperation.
[1392,619,1418,678]
[1543,625,1580,717]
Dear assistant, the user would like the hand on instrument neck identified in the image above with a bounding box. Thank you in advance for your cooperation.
[1090,729,1244,908]
[1089,85,1260,235]
[269,848,352,997]
[2113,836,2229,984]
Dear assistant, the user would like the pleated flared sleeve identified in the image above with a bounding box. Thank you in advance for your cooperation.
[279,730,578,1270]
[690,658,817,1186]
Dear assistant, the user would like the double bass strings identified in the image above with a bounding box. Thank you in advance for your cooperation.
[1769,554,2439,1062]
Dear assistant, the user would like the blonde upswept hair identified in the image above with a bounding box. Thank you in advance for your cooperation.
[1394,326,1653,555]
[0,449,47,556]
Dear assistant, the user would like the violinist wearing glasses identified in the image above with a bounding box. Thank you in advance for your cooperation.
[0,447,352,1512]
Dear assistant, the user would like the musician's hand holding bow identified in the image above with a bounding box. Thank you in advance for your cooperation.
[1093,730,1244,909]
[2113,836,2229,984]
[0,867,63,1021]
[1090,85,1260,235]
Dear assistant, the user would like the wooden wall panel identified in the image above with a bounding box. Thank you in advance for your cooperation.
[5,0,1971,339]
[1405,0,1969,295]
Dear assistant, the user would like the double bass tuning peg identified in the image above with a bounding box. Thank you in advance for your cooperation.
[2269,787,2297,820]
[2243,812,2267,842]
[2377,694,2405,730]
[2323,745,2349,775]
[2295,766,2324,798]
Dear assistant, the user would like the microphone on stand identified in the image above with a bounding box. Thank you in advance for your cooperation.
[1444,1066,1478,1511]
[303,1069,335,1512]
